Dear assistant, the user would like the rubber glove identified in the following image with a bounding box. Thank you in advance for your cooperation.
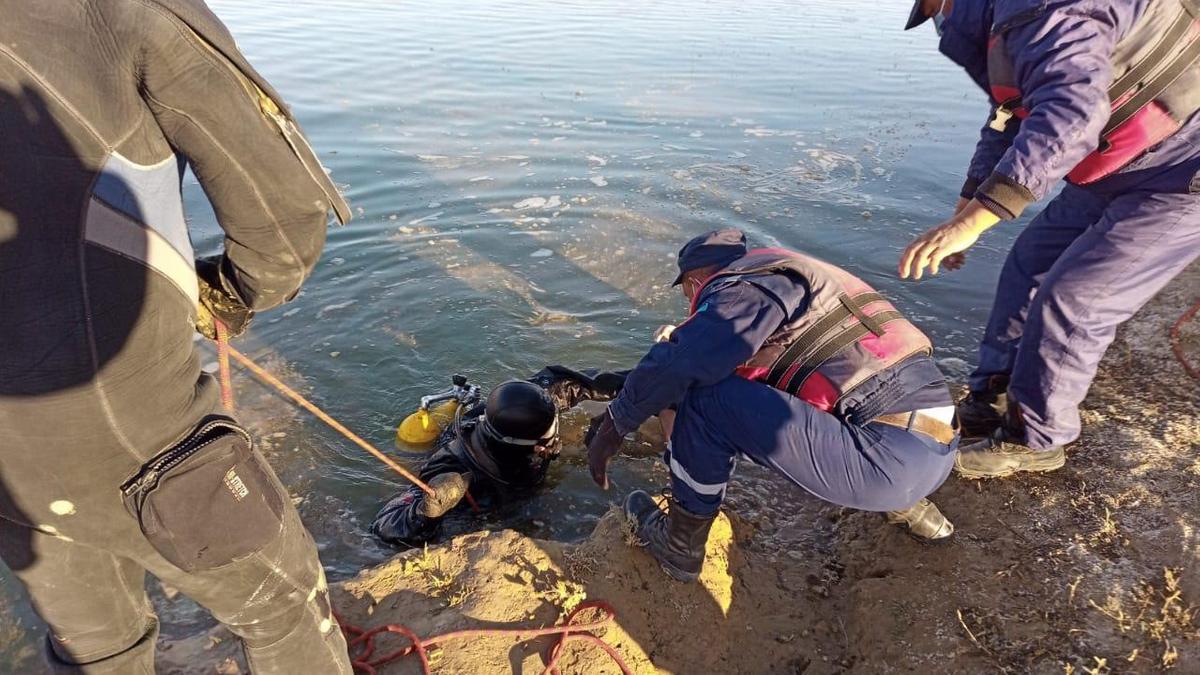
[898,200,1000,280]
[195,256,255,340]
[585,410,624,489]
[941,197,973,272]
[419,472,472,518]
[529,365,628,410]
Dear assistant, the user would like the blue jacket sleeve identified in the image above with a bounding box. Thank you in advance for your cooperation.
[962,110,1020,198]
[975,6,1122,219]
[606,279,791,434]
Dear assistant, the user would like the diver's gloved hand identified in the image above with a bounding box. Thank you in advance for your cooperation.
[420,472,472,518]
[195,256,255,340]
[585,410,625,490]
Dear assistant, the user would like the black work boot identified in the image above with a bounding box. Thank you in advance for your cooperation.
[956,375,1009,439]
[885,498,954,541]
[623,490,717,583]
[955,426,1065,479]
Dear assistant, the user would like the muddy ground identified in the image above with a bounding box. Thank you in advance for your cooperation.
[165,263,1199,674]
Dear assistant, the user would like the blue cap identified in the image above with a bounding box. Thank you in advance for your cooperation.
[905,0,930,30]
[671,229,747,286]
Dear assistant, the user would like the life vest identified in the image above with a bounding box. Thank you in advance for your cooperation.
[688,249,933,413]
[987,0,1200,185]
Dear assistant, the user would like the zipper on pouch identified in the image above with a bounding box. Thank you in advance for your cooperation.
[122,420,251,500]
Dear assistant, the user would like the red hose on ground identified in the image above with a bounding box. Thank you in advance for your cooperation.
[336,600,633,675]
[1170,297,1200,380]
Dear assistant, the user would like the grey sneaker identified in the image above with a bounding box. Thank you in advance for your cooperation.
[955,427,1065,479]
[886,498,954,541]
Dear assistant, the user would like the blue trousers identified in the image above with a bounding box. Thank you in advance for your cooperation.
[667,376,956,517]
[969,185,1200,449]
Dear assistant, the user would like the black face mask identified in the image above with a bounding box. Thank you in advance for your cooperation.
[524,437,560,480]
[936,0,995,94]
[533,437,561,462]
[465,422,559,487]
[493,439,557,486]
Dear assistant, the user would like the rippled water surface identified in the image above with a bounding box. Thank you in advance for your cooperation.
[1,0,1020,667]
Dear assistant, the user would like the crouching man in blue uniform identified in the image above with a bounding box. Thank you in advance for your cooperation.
[900,0,1200,478]
[585,230,960,582]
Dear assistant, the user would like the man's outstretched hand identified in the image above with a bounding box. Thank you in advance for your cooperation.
[585,410,624,490]
[899,199,1001,280]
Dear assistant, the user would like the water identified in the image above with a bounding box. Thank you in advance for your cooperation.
[0,0,1019,667]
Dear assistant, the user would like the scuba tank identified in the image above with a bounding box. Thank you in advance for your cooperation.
[396,375,482,449]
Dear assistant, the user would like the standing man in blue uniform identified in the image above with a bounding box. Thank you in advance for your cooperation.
[585,230,959,582]
[900,0,1200,477]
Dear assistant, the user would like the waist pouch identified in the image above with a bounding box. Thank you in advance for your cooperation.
[121,416,286,572]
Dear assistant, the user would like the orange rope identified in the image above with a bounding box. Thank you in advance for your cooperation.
[224,344,438,497]
[214,321,235,413]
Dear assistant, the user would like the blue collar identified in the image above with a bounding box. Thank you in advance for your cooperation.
[936,0,995,92]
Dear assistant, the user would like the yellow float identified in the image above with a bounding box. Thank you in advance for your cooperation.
[395,375,481,450]
[396,399,460,447]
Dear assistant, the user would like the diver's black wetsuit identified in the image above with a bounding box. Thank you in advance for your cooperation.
[371,367,626,547]
[0,1,350,672]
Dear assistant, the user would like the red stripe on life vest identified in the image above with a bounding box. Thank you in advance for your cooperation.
[735,365,770,381]
[990,85,1029,118]
[735,364,836,411]
[1068,101,1180,184]
[775,359,806,393]
[796,371,838,412]
[992,85,1020,101]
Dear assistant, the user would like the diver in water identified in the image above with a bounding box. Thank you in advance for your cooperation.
[371,367,627,547]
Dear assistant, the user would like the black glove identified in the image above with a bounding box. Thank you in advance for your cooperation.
[419,472,472,518]
[585,410,625,490]
[592,370,629,397]
[529,365,629,411]
[195,256,254,340]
